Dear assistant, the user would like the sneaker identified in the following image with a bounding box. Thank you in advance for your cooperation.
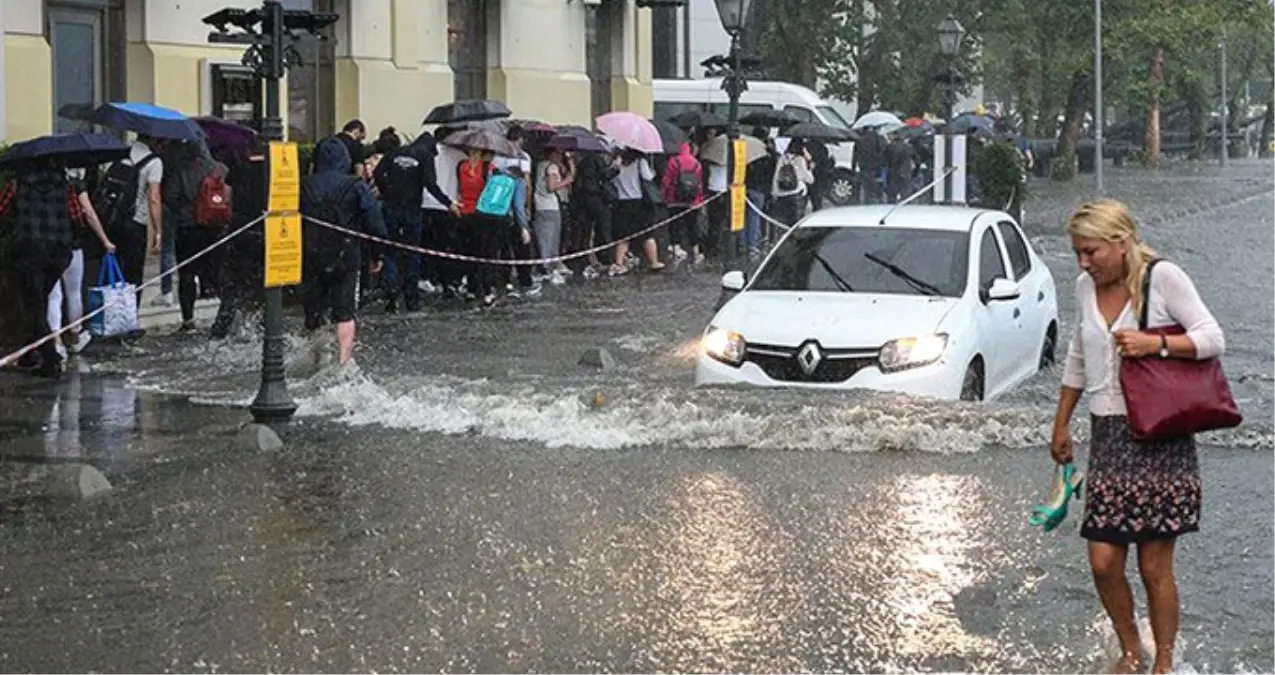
[671,245,689,262]
[418,280,438,294]
[549,271,567,286]
[507,287,522,300]
[609,264,629,277]
[69,331,92,355]
[385,299,399,314]
[151,291,174,307]
[482,292,497,307]
[522,282,542,297]
[582,265,601,280]
[178,320,197,333]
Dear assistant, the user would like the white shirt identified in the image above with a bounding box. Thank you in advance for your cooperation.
[613,158,653,201]
[1062,261,1225,416]
[772,153,814,198]
[128,141,163,226]
[421,144,466,210]
[493,151,532,174]
[534,162,564,212]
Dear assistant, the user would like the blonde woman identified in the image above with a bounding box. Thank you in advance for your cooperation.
[1051,200,1224,674]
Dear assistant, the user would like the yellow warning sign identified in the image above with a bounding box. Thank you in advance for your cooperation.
[732,137,748,187]
[268,141,301,213]
[730,183,746,233]
[264,213,303,288]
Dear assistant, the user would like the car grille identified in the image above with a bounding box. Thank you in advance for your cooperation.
[745,342,880,383]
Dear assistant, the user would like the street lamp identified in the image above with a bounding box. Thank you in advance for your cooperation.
[204,1,337,424]
[936,14,964,124]
[712,0,753,272]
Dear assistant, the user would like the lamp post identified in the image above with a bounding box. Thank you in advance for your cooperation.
[204,1,337,424]
[712,0,753,273]
[1094,0,1104,194]
[1220,27,1228,168]
[936,15,964,125]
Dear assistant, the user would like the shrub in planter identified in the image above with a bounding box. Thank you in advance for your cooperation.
[972,140,1027,220]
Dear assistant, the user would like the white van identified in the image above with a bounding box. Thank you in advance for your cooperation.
[653,78,858,205]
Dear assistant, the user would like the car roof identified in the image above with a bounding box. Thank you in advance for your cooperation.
[796,205,998,233]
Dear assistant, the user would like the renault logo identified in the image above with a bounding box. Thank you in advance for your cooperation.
[796,342,822,375]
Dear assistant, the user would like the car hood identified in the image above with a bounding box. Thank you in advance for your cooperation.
[713,291,959,348]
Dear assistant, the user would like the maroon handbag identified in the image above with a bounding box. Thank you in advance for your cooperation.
[1119,259,1242,441]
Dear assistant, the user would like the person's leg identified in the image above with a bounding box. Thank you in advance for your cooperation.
[399,211,423,308]
[1089,541,1143,673]
[175,230,199,325]
[115,223,147,307]
[380,210,403,310]
[158,220,176,298]
[330,265,359,364]
[1137,538,1180,673]
[336,320,356,365]
[63,249,85,330]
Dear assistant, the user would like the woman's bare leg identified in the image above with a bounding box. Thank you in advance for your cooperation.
[1089,541,1143,673]
[1137,538,1180,674]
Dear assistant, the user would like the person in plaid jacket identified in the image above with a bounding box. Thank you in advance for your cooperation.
[0,161,113,376]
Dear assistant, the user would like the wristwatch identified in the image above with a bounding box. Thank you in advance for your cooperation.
[1158,334,1169,359]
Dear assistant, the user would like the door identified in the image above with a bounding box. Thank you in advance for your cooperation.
[997,219,1049,375]
[49,8,103,134]
[972,224,1020,396]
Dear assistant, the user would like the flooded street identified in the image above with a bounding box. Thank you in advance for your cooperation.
[1,161,1271,673]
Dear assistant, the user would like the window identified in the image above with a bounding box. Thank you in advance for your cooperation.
[654,101,704,122]
[978,229,1007,290]
[750,226,969,297]
[784,105,816,122]
[817,105,853,130]
[997,221,1033,280]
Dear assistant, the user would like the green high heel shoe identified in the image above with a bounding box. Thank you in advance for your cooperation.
[1028,463,1084,532]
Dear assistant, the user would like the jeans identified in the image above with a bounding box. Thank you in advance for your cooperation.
[159,220,176,295]
[743,189,766,250]
[532,208,562,274]
[380,206,423,305]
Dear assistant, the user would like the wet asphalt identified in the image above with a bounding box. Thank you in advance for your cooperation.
[0,159,1271,673]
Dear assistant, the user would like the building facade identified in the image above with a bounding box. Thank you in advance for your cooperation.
[1,0,656,143]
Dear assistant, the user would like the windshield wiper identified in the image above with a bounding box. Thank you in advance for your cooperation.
[811,252,855,292]
[863,252,943,296]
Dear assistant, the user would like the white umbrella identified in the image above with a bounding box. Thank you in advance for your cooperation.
[853,111,905,132]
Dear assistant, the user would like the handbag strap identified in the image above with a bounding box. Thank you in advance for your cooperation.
[1139,258,1163,330]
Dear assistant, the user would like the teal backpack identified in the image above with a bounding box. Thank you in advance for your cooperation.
[477,171,517,217]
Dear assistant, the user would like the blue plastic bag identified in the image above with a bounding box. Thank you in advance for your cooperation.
[87,253,140,338]
[477,172,517,217]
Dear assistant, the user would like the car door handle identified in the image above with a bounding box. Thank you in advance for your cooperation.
[1013,308,1021,319]
[1037,291,1045,302]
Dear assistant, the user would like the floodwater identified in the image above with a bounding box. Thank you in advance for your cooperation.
[0,161,1271,673]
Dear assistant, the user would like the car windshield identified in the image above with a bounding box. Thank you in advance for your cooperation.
[817,106,854,130]
[749,226,969,297]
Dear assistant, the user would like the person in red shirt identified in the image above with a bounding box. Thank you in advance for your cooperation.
[661,142,703,263]
[455,149,504,304]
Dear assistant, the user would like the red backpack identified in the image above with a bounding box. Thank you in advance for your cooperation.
[195,162,233,227]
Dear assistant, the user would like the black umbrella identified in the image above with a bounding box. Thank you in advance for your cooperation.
[739,109,803,129]
[648,118,688,154]
[782,122,858,143]
[545,132,608,154]
[424,99,513,125]
[0,132,131,169]
[56,103,97,123]
[669,109,727,130]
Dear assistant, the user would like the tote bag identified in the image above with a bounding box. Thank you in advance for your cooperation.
[87,253,141,338]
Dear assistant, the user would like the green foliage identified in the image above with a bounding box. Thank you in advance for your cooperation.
[973,140,1026,208]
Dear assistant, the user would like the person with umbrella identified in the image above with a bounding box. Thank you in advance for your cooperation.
[884,131,918,204]
[608,148,664,275]
[771,138,815,228]
[532,144,575,284]
[744,126,778,258]
[0,151,115,377]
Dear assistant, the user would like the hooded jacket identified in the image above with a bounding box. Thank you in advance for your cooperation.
[661,142,703,207]
[373,133,452,211]
[303,137,387,261]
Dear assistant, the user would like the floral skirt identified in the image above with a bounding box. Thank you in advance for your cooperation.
[1080,414,1201,544]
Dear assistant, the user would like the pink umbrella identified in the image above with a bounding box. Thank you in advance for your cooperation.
[595,111,662,154]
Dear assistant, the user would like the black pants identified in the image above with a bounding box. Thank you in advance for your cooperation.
[303,259,359,330]
[13,239,72,368]
[772,194,805,228]
[507,228,534,288]
[176,227,216,324]
[114,220,148,307]
[423,208,461,290]
[705,192,727,258]
[566,195,612,271]
[668,207,700,251]
[462,214,506,298]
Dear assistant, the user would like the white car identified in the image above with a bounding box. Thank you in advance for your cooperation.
[695,205,1059,401]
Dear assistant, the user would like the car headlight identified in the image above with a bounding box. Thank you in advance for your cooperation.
[878,333,948,373]
[702,326,746,366]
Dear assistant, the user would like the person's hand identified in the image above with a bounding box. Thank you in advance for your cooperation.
[1112,329,1160,358]
[520,228,531,245]
[103,239,116,254]
[370,259,383,274]
[449,203,461,217]
[1050,425,1075,465]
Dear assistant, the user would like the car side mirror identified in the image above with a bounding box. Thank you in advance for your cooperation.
[721,270,746,292]
[985,277,1021,302]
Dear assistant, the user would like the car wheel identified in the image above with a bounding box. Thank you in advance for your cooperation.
[1039,329,1057,370]
[959,361,984,402]
[827,170,856,206]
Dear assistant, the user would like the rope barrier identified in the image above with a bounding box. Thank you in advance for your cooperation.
[0,214,265,370]
[301,191,725,267]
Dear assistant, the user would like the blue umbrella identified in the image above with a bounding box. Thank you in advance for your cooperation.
[90,102,204,141]
[0,132,131,169]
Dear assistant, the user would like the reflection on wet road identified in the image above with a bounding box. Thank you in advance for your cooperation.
[0,162,1271,673]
